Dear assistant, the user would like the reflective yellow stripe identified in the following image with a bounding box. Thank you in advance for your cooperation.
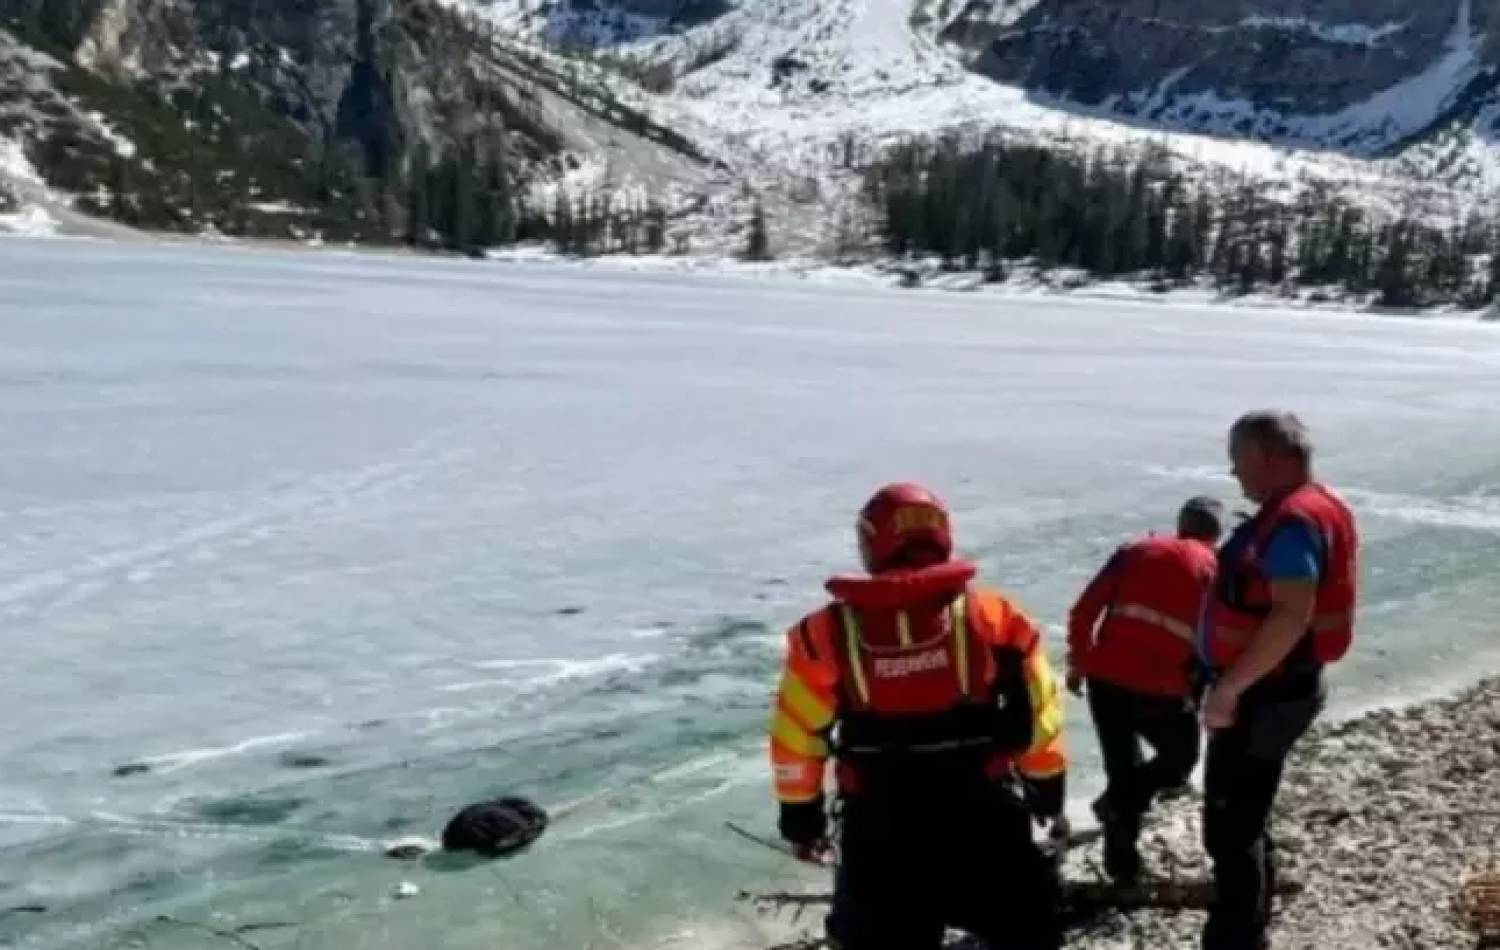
[951,595,970,697]
[1033,692,1064,747]
[1111,601,1195,641]
[896,610,912,647]
[839,606,869,705]
[779,671,834,733]
[1025,647,1063,748]
[770,710,830,757]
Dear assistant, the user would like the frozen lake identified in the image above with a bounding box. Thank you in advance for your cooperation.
[3,237,1500,950]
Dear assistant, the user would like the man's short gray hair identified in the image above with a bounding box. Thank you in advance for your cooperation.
[1177,496,1225,542]
[1229,410,1313,466]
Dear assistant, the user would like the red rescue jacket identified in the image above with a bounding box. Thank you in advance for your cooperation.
[1067,535,1216,697]
[1203,481,1358,670]
[768,559,1066,804]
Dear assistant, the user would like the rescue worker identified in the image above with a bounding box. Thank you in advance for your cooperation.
[769,482,1068,950]
[1065,495,1224,885]
[1196,410,1359,950]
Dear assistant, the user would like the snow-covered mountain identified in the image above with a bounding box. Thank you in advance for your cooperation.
[969,0,1500,158]
[466,0,1500,156]
[0,0,721,243]
[5,0,1500,256]
[453,0,1500,216]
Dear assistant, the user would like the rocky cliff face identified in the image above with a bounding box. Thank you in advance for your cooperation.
[8,0,709,168]
[960,0,1500,156]
[558,0,728,26]
[456,0,732,51]
[932,0,1039,53]
[0,0,712,241]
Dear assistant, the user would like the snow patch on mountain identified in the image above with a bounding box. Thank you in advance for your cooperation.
[453,0,1500,245]
[1102,0,1485,156]
[1236,16,1408,48]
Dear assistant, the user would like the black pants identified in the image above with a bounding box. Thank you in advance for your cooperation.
[1200,672,1324,950]
[1086,678,1201,878]
[827,779,1061,950]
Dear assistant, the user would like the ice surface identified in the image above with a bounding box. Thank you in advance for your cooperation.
[2,237,1500,949]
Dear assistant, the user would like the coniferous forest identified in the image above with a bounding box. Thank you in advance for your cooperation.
[858,134,1500,309]
[13,15,1500,313]
[303,129,1500,311]
[412,129,1500,311]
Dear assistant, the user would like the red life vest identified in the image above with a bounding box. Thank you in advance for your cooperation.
[1203,482,1359,669]
[829,590,992,723]
[814,564,1041,793]
[1078,536,1216,697]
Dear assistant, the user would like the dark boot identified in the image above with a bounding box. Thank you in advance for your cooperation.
[1092,793,1142,886]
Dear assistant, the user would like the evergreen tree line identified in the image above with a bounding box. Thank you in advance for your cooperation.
[524,191,675,256]
[861,135,1500,308]
[332,0,714,255]
[352,130,775,258]
[393,140,679,255]
[401,141,520,249]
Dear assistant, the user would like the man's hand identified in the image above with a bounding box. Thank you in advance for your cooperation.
[1200,681,1241,730]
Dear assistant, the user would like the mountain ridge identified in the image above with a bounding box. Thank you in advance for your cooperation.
[0,0,720,245]
[964,0,1500,158]
[4,0,1500,260]
[456,0,1500,206]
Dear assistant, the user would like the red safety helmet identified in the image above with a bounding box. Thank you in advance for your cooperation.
[856,482,955,573]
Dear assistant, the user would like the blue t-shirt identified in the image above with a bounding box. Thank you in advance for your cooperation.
[1195,518,1323,662]
[1259,520,1323,582]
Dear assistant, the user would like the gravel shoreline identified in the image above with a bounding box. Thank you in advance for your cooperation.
[1060,675,1500,949]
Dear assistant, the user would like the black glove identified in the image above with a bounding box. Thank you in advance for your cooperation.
[1021,774,1066,825]
[778,798,827,847]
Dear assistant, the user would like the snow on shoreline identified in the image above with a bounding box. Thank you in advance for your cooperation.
[0,137,61,238]
[6,223,1496,323]
[0,204,61,238]
[481,245,1500,322]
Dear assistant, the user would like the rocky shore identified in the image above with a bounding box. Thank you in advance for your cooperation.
[1061,675,1500,949]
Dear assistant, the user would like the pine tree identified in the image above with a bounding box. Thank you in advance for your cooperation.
[405,145,431,246]
[644,203,667,253]
[1375,224,1415,308]
[1267,221,1288,289]
[1488,235,1500,303]
[446,147,477,249]
[744,201,771,261]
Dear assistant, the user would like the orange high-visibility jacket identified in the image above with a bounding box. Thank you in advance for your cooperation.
[769,586,1066,804]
